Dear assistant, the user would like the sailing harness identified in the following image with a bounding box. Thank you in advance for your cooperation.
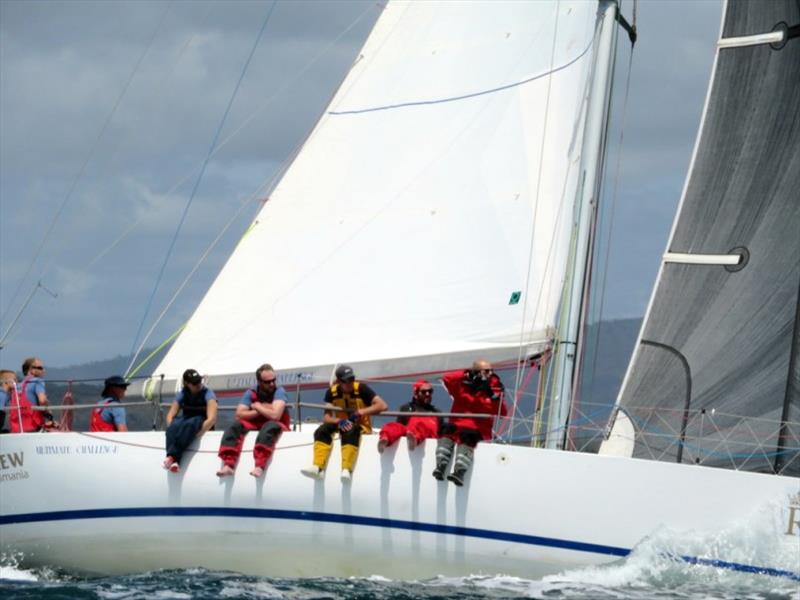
[328,382,372,433]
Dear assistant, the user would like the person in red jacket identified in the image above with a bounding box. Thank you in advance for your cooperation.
[377,379,442,452]
[216,363,291,478]
[433,359,507,486]
[90,376,130,432]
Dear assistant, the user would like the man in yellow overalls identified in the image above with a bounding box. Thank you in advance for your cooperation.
[300,364,387,483]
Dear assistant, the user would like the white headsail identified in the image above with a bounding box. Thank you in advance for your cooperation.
[151,1,615,392]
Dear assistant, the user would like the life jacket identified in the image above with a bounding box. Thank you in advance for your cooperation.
[180,387,209,420]
[90,399,117,432]
[239,388,291,431]
[329,381,372,433]
[9,378,44,433]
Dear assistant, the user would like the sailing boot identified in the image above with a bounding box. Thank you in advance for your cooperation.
[341,443,359,483]
[301,441,332,479]
[432,437,455,481]
[447,444,474,487]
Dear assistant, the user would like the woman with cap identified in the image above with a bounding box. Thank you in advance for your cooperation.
[163,369,217,473]
[89,375,130,432]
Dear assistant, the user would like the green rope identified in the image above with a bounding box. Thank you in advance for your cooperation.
[125,322,186,379]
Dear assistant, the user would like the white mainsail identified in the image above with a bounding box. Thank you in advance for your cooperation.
[152,0,612,390]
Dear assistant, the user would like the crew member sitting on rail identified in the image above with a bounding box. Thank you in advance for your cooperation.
[433,360,507,486]
[301,364,387,483]
[216,363,291,478]
[90,375,130,432]
[8,357,56,433]
[163,369,217,473]
[377,379,442,452]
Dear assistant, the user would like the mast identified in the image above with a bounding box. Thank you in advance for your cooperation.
[546,1,619,449]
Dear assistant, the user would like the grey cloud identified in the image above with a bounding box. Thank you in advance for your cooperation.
[1,0,721,368]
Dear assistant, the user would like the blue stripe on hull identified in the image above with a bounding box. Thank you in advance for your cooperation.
[2,507,797,581]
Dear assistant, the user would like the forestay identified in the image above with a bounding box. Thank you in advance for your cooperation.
[610,0,800,475]
[152,1,612,392]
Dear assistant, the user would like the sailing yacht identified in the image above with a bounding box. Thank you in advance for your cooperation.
[1,0,798,581]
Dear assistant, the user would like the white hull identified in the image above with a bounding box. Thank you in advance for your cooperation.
[1,429,798,579]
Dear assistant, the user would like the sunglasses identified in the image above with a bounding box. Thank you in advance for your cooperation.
[418,389,433,395]
[31,365,45,370]
[260,378,277,385]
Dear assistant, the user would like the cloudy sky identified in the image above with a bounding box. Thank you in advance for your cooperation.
[0,0,722,371]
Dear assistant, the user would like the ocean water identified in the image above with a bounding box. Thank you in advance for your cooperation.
[2,552,798,600]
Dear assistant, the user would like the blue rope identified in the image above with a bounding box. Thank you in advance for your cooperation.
[127,1,277,364]
[327,36,594,116]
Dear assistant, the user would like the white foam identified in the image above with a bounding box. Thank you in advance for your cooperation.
[0,564,39,581]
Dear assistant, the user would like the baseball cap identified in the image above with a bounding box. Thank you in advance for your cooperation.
[335,365,355,382]
[183,369,202,385]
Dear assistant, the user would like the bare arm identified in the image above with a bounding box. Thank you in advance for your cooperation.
[322,403,340,425]
[358,395,387,417]
[117,423,129,432]
[165,401,180,426]
[198,399,217,436]
[236,400,286,422]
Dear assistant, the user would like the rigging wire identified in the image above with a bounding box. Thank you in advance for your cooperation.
[582,28,637,413]
[70,1,380,298]
[0,1,174,330]
[124,191,265,376]
[127,0,277,362]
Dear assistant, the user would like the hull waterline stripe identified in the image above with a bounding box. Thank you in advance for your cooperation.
[2,507,798,581]
[1,506,626,557]
[680,555,800,581]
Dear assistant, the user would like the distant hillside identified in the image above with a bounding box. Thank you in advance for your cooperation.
[45,346,170,383]
[579,317,642,407]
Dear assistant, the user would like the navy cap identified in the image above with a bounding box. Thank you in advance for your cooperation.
[335,365,355,382]
[103,375,130,388]
[183,369,202,385]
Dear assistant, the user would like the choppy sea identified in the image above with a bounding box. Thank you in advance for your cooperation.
[2,550,798,600]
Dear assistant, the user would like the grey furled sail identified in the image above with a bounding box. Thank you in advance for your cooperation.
[611,0,800,475]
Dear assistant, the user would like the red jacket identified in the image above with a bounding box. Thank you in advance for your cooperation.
[442,370,508,440]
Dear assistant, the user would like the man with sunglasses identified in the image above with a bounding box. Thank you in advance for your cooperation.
[433,359,507,486]
[377,379,442,452]
[216,363,291,478]
[8,357,55,433]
